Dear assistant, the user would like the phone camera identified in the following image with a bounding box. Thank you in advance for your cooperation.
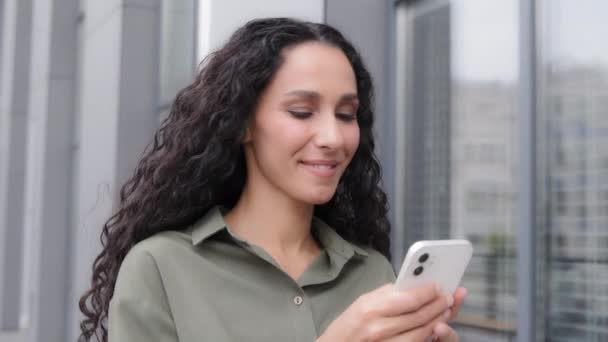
[413,266,424,276]
[418,253,429,263]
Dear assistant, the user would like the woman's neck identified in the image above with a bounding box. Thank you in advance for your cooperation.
[224,182,317,257]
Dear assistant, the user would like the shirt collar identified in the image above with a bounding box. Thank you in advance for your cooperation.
[311,217,369,258]
[190,206,228,245]
[190,206,369,258]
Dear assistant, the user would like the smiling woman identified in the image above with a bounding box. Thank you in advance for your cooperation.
[78,17,464,342]
[240,42,361,208]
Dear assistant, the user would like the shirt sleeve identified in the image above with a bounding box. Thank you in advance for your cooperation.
[381,255,397,283]
[108,247,178,342]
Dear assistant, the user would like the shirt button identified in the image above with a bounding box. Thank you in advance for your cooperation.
[293,295,303,306]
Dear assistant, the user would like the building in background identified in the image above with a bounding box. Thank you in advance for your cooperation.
[451,80,518,340]
[394,0,608,341]
[540,64,608,341]
[1,0,607,342]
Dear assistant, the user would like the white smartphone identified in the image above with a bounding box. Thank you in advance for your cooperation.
[395,240,473,295]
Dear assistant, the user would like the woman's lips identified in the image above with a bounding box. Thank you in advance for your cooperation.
[299,160,339,178]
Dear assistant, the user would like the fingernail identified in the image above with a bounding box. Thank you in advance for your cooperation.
[435,284,442,294]
[443,309,451,320]
[446,295,454,307]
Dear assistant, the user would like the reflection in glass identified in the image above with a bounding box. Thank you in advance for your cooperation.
[395,1,518,340]
[539,1,608,340]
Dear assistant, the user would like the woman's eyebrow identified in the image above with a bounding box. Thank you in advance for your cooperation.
[283,90,359,103]
[283,90,320,101]
[339,93,359,103]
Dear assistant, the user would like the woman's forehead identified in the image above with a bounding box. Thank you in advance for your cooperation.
[267,42,358,99]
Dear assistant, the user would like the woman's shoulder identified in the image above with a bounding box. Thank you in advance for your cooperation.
[129,229,191,259]
[113,230,192,301]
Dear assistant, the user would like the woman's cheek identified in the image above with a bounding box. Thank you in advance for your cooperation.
[345,125,360,157]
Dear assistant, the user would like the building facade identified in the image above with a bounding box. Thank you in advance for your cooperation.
[1,0,607,341]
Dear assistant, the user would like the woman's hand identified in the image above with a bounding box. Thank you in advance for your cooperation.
[317,283,465,341]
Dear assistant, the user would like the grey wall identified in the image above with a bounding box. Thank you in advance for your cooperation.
[0,0,33,331]
[22,0,79,340]
[0,0,79,340]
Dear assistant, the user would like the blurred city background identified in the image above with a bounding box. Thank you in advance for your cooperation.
[0,0,607,341]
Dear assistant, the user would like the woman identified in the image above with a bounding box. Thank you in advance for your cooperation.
[79,17,466,341]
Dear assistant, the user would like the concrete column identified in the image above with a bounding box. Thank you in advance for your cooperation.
[19,0,79,340]
[0,0,33,331]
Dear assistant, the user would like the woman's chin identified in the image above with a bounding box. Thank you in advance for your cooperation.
[309,197,333,205]
[300,187,337,205]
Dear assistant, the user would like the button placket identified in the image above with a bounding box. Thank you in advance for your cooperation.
[288,290,317,342]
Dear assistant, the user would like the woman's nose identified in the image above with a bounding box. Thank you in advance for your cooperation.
[313,115,344,149]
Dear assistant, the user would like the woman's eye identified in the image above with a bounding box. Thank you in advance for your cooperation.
[288,110,313,119]
[337,113,357,121]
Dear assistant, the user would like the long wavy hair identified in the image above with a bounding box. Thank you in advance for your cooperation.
[78,17,390,341]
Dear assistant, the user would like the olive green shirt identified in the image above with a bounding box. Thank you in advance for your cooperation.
[108,207,396,342]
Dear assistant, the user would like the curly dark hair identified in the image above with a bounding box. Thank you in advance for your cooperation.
[78,17,390,341]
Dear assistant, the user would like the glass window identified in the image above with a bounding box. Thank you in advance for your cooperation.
[395,0,519,340]
[538,0,608,340]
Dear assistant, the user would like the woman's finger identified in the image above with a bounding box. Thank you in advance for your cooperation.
[364,292,451,340]
[383,312,446,342]
[379,283,443,316]
[432,322,459,342]
[448,287,467,320]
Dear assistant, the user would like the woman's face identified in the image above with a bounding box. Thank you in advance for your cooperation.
[243,41,360,205]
